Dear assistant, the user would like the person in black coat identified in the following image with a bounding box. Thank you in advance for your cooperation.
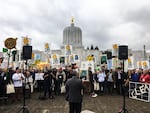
[88,67,94,95]
[114,67,128,95]
[65,71,84,113]
[0,69,6,97]
[43,70,52,99]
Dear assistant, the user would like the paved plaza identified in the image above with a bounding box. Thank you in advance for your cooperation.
[0,93,150,113]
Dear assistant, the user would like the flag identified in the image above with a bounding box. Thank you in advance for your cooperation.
[3,48,8,52]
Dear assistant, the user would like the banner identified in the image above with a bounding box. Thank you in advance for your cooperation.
[37,62,50,70]
[129,82,150,102]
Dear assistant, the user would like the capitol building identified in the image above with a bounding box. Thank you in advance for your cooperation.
[50,18,102,68]
[1,18,150,70]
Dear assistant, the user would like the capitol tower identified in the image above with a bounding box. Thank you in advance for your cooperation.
[62,17,84,49]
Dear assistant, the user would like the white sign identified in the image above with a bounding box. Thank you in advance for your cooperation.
[35,73,44,80]
[137,61,149,69]
[112,44,119,56]
[81,61,94,72]
[107,59,112,70]
[112,57,118,69]
[65,45,72,55]
[51,54,60,65]
[129,82,150,102]
[128,56,134,69]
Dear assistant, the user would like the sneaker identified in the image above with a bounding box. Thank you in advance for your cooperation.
[91,93,97,98]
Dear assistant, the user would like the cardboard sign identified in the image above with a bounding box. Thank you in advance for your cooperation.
[4,38,17,49]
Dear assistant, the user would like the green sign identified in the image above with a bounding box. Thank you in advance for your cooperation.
[101,55,107,64]
[2,48,8,52]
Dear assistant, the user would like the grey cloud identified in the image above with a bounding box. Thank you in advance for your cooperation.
[0,0,150,51]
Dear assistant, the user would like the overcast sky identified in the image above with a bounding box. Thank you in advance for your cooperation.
[0,0,150,51]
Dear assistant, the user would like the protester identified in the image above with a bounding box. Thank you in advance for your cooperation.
[131,69,140,82]
[12,67,25,101]
[97,69,106,95]
[43,69,53,99]
[88,67,95,97]
[139,69,150,83]
[114,68,124,95]
[107,69,114,95]
[25,71,33,94]
[56,68,66,94]
[0,68,7,97]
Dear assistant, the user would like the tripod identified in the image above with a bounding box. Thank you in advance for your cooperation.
[17,60,29,113]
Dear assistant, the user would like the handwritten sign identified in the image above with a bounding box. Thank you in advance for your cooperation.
[129,82,150,102]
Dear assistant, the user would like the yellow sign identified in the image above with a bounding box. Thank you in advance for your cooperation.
[35,60,40,64]
[4,38,17,49]
[37,62,50,70]
[52,54,57,59]
[128,58,131,63]
[143,61,147,66]
[66,45,70,50]
[45,43,49,49]
[23,37,29,45]
[86,55,93,61]
[32,53,35,59]
[139,61,142,66]
[113,44,118,49]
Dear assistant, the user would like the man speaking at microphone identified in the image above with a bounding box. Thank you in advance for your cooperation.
[65,71,84,113]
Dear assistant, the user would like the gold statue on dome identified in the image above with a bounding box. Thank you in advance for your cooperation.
[71,16,75,24]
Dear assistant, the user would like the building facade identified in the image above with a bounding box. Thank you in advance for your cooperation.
[1,19,150,70]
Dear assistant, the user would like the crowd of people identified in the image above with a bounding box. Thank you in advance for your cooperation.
[0,65,150,104]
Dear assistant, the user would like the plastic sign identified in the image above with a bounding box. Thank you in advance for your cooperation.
[23,37,29,45]
[113,44,118,49]
[65,45,72,55]
[45,43,50,51]
[4,38,17,49]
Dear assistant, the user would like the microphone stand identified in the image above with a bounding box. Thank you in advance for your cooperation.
[16,60,29,113]
[118,60,128,113]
